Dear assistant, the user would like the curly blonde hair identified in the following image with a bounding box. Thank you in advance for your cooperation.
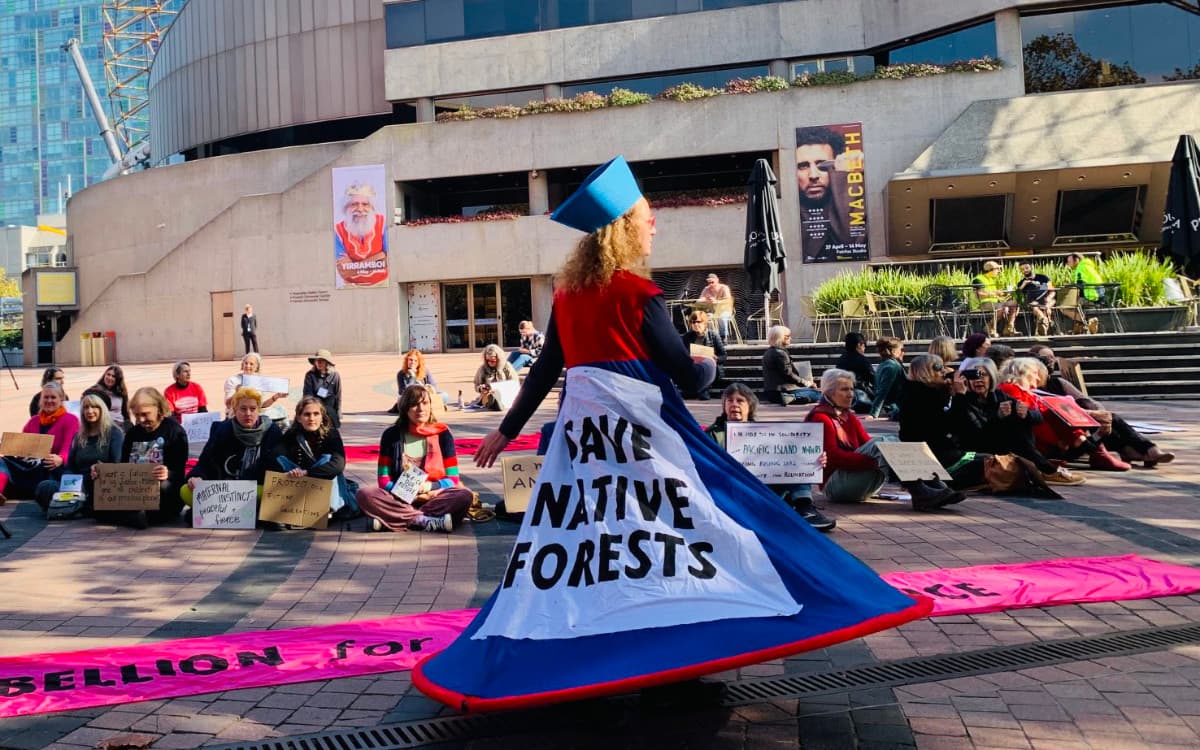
[556,204,649,291]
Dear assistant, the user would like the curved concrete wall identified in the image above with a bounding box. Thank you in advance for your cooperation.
[149,0,388,159]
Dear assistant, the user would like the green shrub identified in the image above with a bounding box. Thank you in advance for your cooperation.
[607,87,651,107]
[1099,250,1175,307]
[435,105,478,122]
[476,105,521,119]
[572,91,607,110]
[0,329,20,349]
[658,82,722,101]
[725,76,790,94]
[792,70,862,87]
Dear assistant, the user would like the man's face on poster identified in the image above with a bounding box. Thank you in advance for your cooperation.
[796,143,835,208]
[344,195,377,236]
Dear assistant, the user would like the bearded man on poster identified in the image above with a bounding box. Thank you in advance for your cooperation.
[334,182,389,287]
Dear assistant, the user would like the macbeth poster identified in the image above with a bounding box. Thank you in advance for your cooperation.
[332,164,389,288]
[796,123,869,263]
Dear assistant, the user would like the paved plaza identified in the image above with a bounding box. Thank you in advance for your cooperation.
[1,351,1199,749]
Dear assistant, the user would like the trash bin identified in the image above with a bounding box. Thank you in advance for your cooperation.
[103,331,117,365]
[91,332,106,366]
[79,332,93,367]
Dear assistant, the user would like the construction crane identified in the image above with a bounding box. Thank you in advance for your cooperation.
[63,1,181,180]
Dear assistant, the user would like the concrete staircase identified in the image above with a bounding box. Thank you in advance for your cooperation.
[720,331,1200,401]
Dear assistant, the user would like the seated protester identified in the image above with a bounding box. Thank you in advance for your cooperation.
[761,325,821,405]
[182,386,284,509]
[2,382,79,503]
[869,337,906,419]
[997,357,1130,471]
[303,349,342,428]
[356,384,473,533]
[36,391,124,516]
[984,343,1015,371]
[224,353,288,426]
[928,336,959,369]
[104,387,189,528]
[92,365,131,430]
[274,397,357,517]
[834,332,874,413]
[706,383,834,532]
[466,344,519,411]
[391,349,449,413]
[29,367,67,417]
[680,309,726,400]
[1029,344,1175,468]
[898,355,987,489]
[164,360,208,422]
[506,320,545,372]
[804,368,962,510]
[947,357,1085,485]
[962,332,991,361]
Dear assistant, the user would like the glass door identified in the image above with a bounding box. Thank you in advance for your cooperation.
[472,282,500,348]
[441,279,533,351]
[443,283,469,350]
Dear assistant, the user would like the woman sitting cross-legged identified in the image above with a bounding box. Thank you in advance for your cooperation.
[898,355,988,490]
[947,357,1085,486]
[182,386,283,513]
[706,383,834,532]
[997,357,1130,472]
[466,344,519,411]
[36,391,124,517]
[761,325,821,405]
[97,387,189,528]
[273,397,358,519]
[356,384,473,533]
[804,368,963,510]
[1,382,79,504]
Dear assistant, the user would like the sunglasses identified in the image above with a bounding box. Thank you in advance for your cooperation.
[932,363,945,371]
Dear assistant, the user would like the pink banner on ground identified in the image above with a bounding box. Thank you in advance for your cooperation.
[5,555,1198,718]
[0,609,478,719]
[881,555,1200,617]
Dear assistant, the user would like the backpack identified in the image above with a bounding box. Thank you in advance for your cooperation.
[983,454,1061,499]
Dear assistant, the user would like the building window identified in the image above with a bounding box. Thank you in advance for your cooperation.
[1022,2,1200,93]
[882,20,997,66]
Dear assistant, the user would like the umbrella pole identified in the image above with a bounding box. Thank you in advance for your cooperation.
[763,291,770,341]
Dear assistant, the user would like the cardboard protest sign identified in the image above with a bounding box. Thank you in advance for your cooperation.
[0,432,54,459]
[191,479,258,530]
[389,465,427,503]
[876,441,948,481]
[93,463,160,511]
[689,343,715,359]
[726,422,823,482]
[182,411,222,444]
[793,360,814,384]
[260,471,331,529]
[500,455,542,514]
[491,379,520,411]
[240,374,290,395]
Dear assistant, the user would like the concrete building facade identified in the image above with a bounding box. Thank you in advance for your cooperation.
[61,0,1200,363]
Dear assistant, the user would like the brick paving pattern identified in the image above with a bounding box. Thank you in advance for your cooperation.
[0,352,1197,748]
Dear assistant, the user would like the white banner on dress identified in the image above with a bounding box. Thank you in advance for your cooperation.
[473,366,800,641]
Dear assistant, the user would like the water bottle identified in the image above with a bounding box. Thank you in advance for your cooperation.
[457,390,463,408]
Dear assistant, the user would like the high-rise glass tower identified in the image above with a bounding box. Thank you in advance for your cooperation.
[0,1,113,227]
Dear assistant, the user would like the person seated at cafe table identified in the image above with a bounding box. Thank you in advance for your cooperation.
[972,260,1019,337]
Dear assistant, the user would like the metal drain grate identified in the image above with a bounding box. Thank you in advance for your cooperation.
[208,622,1200,750]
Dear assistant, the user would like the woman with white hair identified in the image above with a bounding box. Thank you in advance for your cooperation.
[948,357,1084,485]
[224,352,288,425]
[761,325,820,405]
[997,357,1129,471]
[804,368,961,509]
[466,343,519,410]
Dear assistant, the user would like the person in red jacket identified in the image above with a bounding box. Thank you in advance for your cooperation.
[805,368,962,510]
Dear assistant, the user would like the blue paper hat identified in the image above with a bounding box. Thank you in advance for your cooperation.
[551,156,643,233]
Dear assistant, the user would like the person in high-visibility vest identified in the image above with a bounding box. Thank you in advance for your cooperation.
[971,261,1019,337]
[1063,253,1105,334]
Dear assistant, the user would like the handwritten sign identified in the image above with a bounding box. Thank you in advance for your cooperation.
[876,441,948,481]
[501,455,542,514]
[726,422,823,482]
[389,465,427,503]
[182,411,222,444]
[0,432,54,459]
[689,343,715,359]
[240,374,290,395]
[260,471,331,529]
[93,463,160,511]
[192,479,257,530]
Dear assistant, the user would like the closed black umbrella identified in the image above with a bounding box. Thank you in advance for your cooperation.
[1161,134,1200,279]
[744,159,787,333]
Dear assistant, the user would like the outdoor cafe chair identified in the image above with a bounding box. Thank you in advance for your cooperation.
[864,291,914,339]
